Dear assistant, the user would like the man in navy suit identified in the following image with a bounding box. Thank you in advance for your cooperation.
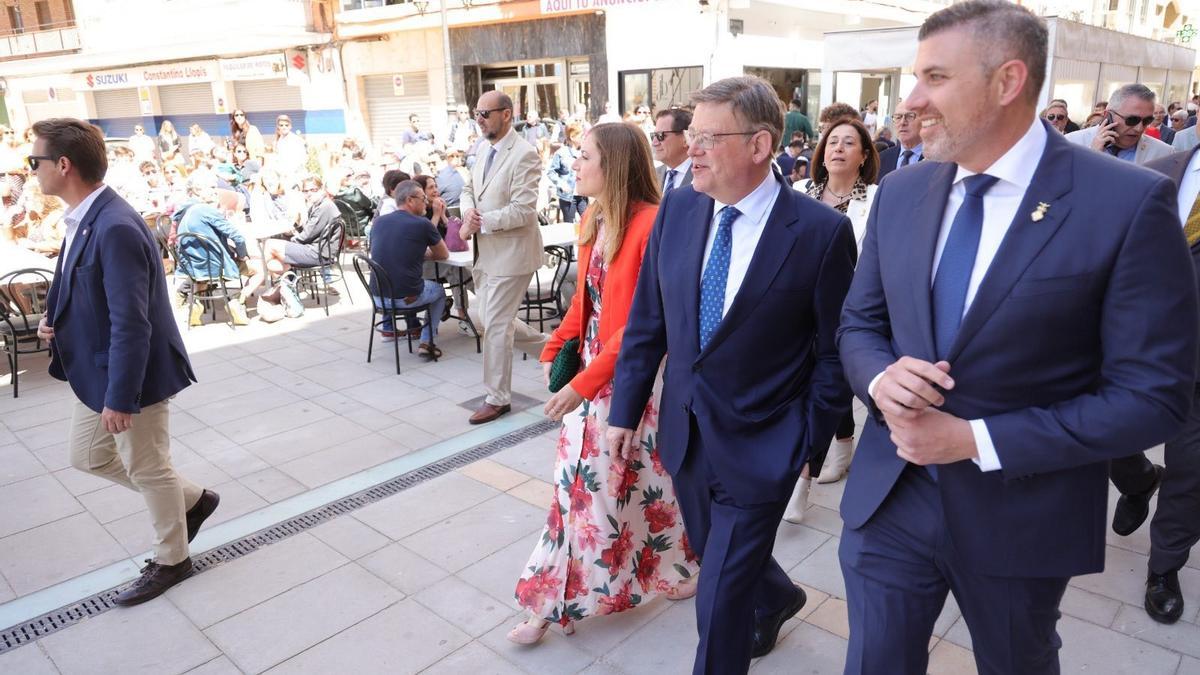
[608,76,857,674]
[33,119,219,607]
[874,99,923,184]
[836,3,1198,673]
[1106,146,1200,625]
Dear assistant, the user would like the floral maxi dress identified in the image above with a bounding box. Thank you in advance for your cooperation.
[515,233,699,626]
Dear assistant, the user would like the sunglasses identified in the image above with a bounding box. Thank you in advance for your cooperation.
[1109,111,1155,128]
[474,107,509,119]
[650,131,683,143]
[234,112,246,118]
[1044,114,1067,122]
[27,155,55,171]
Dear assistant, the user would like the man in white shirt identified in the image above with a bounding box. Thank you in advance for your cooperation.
[608,76,856,673]
[128,124,157,164]
[837,2,1198,673]
[651,108,693,196]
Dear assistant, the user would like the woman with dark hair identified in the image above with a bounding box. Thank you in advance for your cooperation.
[412,174,449,234]
[784,115,879,523]
[228,109,265,160]
[508,123,698,646]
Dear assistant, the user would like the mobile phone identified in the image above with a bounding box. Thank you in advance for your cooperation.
[1102,112,1115,150]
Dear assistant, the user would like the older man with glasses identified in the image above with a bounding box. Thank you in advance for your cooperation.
[876,100,924,183]
[1066,83,1175,164]
[609,75,856,673]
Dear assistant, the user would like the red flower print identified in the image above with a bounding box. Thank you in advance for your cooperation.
[581,420,601,459]
[545,501,564,544]
[650,447,667,476]
[575,518,602,552]
[556,431,571,461]
[568,472,593,516]
[564,561,588,600]
[681,531,697,563]
[635,545,661,591]
[643,399,659,428]
[597,580,637,615]
[599,523,635,577]
[515,567,562,610]
[643,500,677,534]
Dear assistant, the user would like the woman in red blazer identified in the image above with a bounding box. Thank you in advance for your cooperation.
[508,123,700,645]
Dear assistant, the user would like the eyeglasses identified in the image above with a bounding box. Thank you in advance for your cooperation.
[234,112,245,118]
[895,112,918,123]
[684,128,760,150]
[1044,114,1067,122]
[27,155,54,171]
[650,131,683,143]
[474,107,510,119]
[277,122,291,128]
[1109,111,1156,128]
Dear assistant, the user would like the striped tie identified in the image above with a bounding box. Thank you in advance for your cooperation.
[1185,191,1200,247]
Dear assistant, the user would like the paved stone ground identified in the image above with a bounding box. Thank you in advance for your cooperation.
[2,268,1199,674]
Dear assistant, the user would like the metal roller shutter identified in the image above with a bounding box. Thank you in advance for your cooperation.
[93,88,141,119]
[159,83,212,115]
[363,73,430,147]
[233,79,302,112]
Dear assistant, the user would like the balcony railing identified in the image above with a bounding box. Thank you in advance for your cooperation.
[0,22,80,61]
[341,0,413,10]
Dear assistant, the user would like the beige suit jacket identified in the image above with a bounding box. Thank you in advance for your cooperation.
[459,128,544,276]
[1064,125,1176,165]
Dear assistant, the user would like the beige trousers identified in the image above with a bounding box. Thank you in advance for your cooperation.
[470,269,548,407]
[68,398,202,565]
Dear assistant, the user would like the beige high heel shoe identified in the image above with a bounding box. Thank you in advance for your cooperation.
[817,437,855,484]
[665,574,699,600]
[506,614,575,645]
[783,477,812,524]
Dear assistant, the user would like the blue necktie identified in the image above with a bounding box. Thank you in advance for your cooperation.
[931,173,999,360]
[699,206,740,350]
[901,149,914,167]
[663,169,678,198]
[482,146,498,182]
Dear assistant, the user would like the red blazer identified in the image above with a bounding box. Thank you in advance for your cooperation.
[540,202,658,399]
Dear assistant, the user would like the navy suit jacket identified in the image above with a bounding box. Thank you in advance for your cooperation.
[46,187,195,413]
[609,174,857,505]
[838,123,1198,578]
[875,144,922,184]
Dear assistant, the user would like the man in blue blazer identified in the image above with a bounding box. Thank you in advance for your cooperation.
[33,119,218,607]
[837,3,1198,673]
[874,100,923,184]
[609,77,857,674]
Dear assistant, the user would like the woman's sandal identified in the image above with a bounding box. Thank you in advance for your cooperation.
[417,343,442,360]
[666,574,699,601]
[506,616,575,645]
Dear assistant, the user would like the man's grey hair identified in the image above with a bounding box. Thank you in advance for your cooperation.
[919,0,1048,104]
[393,179,423,204]
[187,173,217,197]
[1109,83,1156,110]
[1172,110,1189,121]
[690,76,785,150]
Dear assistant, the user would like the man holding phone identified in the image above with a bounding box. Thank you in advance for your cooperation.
[1066,83,1174,164]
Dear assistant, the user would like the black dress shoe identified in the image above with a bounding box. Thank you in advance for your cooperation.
[1145,570,1185,624]
[113,558,193,607]
[186,489,220,543]
[1112,464,1163,536]
[752,585,807,658]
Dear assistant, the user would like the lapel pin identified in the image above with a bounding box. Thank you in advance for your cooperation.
[1031,202,1050,222]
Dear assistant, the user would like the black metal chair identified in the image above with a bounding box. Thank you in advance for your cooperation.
[0,268,54,398]
[154,214,177,271]
[333,198,367,250]
[294,218,353,316]
[352,254,438,375]
[521,244,572,333]
[175,231,244,330]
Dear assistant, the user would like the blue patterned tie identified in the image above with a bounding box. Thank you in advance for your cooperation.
[699,206,740,350]
[663,169,678,198]
[931,173,999,360]
[482,146,498,182]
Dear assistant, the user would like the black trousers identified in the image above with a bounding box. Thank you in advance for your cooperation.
[1110,387,1200,574]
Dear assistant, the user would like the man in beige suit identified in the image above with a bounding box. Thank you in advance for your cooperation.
[1065,83,1175,165]
[459,91,548,424]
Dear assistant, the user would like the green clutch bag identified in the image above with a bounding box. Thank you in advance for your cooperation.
[548,338,581,393]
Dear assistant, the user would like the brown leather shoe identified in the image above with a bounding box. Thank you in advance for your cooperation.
[469,402,512,425]
[113,558,193,607]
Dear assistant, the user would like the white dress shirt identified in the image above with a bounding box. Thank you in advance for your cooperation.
[666,158,693,190]
[60,184,109,263]
[870,117,1048,473]
[701,171,781,319]
[1175,149,1200,226]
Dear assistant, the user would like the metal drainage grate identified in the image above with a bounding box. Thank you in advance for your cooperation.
[0,417,559,654]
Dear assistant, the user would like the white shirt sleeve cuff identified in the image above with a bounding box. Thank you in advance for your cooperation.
[969,419,1002,472]
[867,371,886,403]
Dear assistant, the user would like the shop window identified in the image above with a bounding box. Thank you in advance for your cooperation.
[619,67,703,116]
